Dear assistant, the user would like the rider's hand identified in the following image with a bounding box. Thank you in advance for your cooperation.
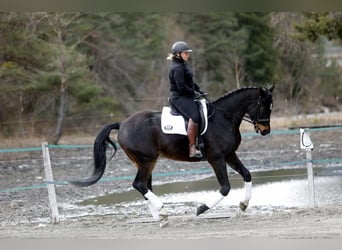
[195,91,208,98]
[194,91,203,99]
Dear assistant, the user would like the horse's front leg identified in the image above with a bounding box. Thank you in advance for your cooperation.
[196,158,230,216]
[226,152,252,211]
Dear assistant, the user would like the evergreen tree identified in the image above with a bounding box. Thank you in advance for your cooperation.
[235,12,277,85]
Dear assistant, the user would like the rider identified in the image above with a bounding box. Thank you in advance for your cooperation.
[167,41,205,158]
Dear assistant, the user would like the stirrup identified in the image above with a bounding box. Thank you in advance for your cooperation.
[189,144,202,158]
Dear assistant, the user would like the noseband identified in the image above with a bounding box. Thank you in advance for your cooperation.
[252,95,272,124]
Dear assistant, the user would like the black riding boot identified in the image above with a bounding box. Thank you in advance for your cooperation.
[187,119,202,158]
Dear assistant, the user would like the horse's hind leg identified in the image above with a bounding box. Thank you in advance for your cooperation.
[226,152,252,211]
[132,162,168,224]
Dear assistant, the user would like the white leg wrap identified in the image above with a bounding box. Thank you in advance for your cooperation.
[145,190,163,210]
[145,190,165,221]
[243,181,252,202]
[205,192,225,209]
[148,201,162,221]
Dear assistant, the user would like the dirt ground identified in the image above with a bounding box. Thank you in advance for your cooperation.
[1,205,342,239]
[0,114,342,239]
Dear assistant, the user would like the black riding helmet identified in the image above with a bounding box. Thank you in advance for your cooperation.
[171,41,192,54]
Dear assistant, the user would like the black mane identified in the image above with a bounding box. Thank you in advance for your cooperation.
[214,86,259,104]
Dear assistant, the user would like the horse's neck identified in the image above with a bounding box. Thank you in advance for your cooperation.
[215,89,258,122]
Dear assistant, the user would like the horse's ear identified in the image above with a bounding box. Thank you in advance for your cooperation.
[269,84,275,93]
[259,86,266,96]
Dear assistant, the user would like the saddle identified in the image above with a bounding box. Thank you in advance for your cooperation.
[161,98,208,136]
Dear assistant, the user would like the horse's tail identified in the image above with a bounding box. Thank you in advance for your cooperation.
[69,122,120,187]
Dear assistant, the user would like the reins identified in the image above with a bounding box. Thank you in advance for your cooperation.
[196,90,271,126]
[217,106,256,125]
[206,97,256,125]
[202,95,257,125]
[205,94,272,126]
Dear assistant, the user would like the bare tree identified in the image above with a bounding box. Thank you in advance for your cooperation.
[40,12,98,144]
[270,12,314,104]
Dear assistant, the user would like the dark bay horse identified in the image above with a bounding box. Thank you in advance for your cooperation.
[71,86,274,222]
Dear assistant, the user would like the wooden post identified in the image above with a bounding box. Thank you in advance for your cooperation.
[41,142,60,224]
[306,148,316,208]
[300,129,316,208]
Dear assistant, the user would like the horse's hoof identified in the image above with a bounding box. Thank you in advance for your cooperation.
[196,204,209,216]
[159,220,169,228]
[159,208,168,220]
[239,201,248,211]
[158,208,169,228]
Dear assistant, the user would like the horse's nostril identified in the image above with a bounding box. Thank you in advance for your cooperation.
[261,129,270,136]
[256,123,270,135]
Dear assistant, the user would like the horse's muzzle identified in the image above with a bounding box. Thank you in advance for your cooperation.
[255,123,270,136]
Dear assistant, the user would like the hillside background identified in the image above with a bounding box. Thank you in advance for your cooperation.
[1,12,342,143]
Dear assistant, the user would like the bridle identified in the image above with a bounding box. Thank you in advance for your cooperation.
[246,95,273,133]
[249,95,273,124]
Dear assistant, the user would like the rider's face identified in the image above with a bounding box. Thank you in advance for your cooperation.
[180,51,190,61]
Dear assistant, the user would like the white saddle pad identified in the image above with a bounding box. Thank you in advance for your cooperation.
[161,107,188,135]
[161,99,208,136]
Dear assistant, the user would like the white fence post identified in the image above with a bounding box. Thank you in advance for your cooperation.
[300,128,316,208]
[41,142,60,224]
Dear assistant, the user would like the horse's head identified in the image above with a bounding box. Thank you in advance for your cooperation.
[248,85,274,136]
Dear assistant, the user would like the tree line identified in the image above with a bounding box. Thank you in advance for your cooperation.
[0,12,341,143]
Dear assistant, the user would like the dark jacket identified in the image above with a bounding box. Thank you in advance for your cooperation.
[169,57,202,98]
[168,56,203,123]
